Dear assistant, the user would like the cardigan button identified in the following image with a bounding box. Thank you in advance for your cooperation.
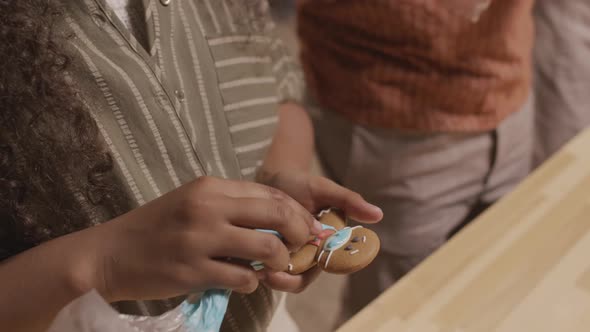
[175,89,185,101]
[160,0,171,6]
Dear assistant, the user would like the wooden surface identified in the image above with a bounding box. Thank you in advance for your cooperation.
[337,129,590,332]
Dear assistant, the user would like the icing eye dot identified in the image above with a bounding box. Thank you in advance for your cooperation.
[351,236,360,243]
[345,245,353,251]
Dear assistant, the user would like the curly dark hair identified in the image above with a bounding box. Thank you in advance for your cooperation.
[0,0,130,260]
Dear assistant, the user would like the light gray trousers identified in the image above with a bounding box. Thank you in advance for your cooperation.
[312,98,534,325]
[533,0,590,165]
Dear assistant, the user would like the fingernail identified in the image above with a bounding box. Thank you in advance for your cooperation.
[312,218,323,234]
[367,203,383,215]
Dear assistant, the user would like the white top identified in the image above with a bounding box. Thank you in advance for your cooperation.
[105,0,147,43]
[106,0,132,29]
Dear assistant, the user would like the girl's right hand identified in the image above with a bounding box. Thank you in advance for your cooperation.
[85,176,321,302]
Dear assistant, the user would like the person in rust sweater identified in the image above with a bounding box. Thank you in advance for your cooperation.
[297,0,536,323]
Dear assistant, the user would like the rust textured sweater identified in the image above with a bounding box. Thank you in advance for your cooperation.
[298,0,534,132]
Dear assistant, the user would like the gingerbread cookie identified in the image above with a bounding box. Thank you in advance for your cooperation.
[286,209,380,275]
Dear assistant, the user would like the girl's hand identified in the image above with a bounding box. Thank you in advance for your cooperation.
[90,176,322,302]
[255,170,383,293]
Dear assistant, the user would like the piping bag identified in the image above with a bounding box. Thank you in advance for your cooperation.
[182,224,338,331]
[181,229,282,332]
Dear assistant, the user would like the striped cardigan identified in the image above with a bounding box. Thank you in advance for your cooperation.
[56,0,303,330]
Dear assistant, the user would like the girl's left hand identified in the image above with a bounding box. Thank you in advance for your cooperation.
[255,170,383,293]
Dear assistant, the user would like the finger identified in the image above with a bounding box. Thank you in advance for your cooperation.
[217,179,322,234]
[214,226,290,272]
[221,197,312,251]
[261,267,322,293]
[202,261,259,294]
[309,177,383,223]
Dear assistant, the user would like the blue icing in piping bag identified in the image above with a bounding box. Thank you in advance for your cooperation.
[180,229,283,332]
[179,224,339,331]
[181,289,232,332]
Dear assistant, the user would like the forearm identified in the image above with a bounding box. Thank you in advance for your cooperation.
[260,102,315,176]
[0,230,99,331]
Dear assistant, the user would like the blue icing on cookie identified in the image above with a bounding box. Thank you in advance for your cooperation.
[323,227,353,251]
[322,224,337,232]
